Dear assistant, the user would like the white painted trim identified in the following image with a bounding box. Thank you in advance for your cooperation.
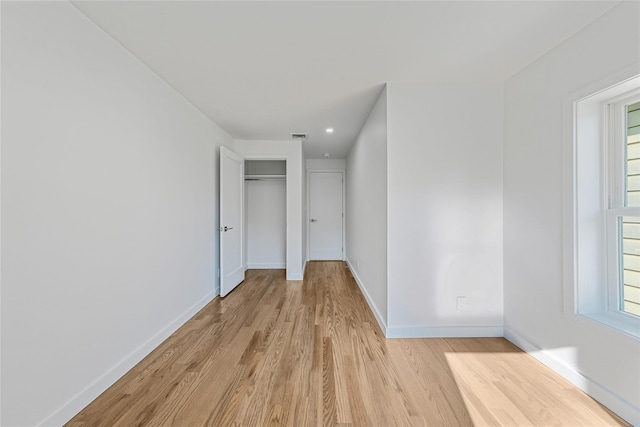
[241,154,288,161]
[246,263,286,269]
[505,327,639,426]
[240,154,288,274]
[307,169,346,261]
[346,258,387,336]
[235,142,306,282]
[386,325,503,339]
[37,292,218,427]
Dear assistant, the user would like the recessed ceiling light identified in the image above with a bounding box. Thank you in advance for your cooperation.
[323,153,331,157]
[326,128,334,133]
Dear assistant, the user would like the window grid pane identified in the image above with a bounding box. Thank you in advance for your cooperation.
[622,216,640,316]
[627,102,640,207]
[622,102,640,316]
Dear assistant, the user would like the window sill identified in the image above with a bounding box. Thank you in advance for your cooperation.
[579,311,640,340]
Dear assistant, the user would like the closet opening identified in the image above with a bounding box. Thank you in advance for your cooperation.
[244,160,287,271]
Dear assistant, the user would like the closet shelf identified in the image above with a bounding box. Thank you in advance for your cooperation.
[244,174,286,181]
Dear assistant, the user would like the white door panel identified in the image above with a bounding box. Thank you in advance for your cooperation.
[309,172,343,260]
[220,146,244,296]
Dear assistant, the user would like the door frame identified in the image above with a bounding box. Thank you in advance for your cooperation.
[306,169,346,261]
[234,141,305,279]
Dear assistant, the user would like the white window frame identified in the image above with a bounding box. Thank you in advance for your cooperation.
[563,69,640,339]
[606,93,640,315]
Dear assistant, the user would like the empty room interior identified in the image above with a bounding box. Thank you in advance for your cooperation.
[2,1,640,426]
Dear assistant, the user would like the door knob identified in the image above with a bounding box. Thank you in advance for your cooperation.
[218,226,234,232]
[310,219,318,222]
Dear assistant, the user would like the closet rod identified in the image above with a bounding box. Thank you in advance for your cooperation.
[244,174,286,181]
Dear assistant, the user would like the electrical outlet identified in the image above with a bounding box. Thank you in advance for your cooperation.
[456,296,466,310]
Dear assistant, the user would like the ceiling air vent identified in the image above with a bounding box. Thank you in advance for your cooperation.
[290,133,307,139]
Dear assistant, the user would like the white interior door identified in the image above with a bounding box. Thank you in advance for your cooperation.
[220,146,244,296]
[309,171,344,260]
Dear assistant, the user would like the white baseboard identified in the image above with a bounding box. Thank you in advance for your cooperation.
[386,325,504,338]
[246,262,286,269]
[345,260,503,339]
[38,291,218,427]
[505,327,639,426]
[345,258,387,335]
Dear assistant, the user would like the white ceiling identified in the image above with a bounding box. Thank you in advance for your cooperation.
[72,1,618,158]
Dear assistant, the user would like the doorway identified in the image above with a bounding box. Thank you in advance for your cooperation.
[222,142,305,282]
[244,160,287,269]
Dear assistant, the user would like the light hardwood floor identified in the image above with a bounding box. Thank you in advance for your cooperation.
[67,261,629,426]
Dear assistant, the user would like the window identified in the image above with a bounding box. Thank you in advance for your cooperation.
[601,89,640,316]
[605,94,640,317]
[619,101,640,315]
[567,73,640,337]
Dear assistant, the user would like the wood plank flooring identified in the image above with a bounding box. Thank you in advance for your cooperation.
[67,261,629,426]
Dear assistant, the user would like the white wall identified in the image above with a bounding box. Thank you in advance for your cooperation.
[306,158,346,171]
[503,2,640,423]
[245,159,286,175]
[235,140,305,280]
[386,82,504,338]
[0,3,234,425]
[246,180,286,268]
[346,87,388,330]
